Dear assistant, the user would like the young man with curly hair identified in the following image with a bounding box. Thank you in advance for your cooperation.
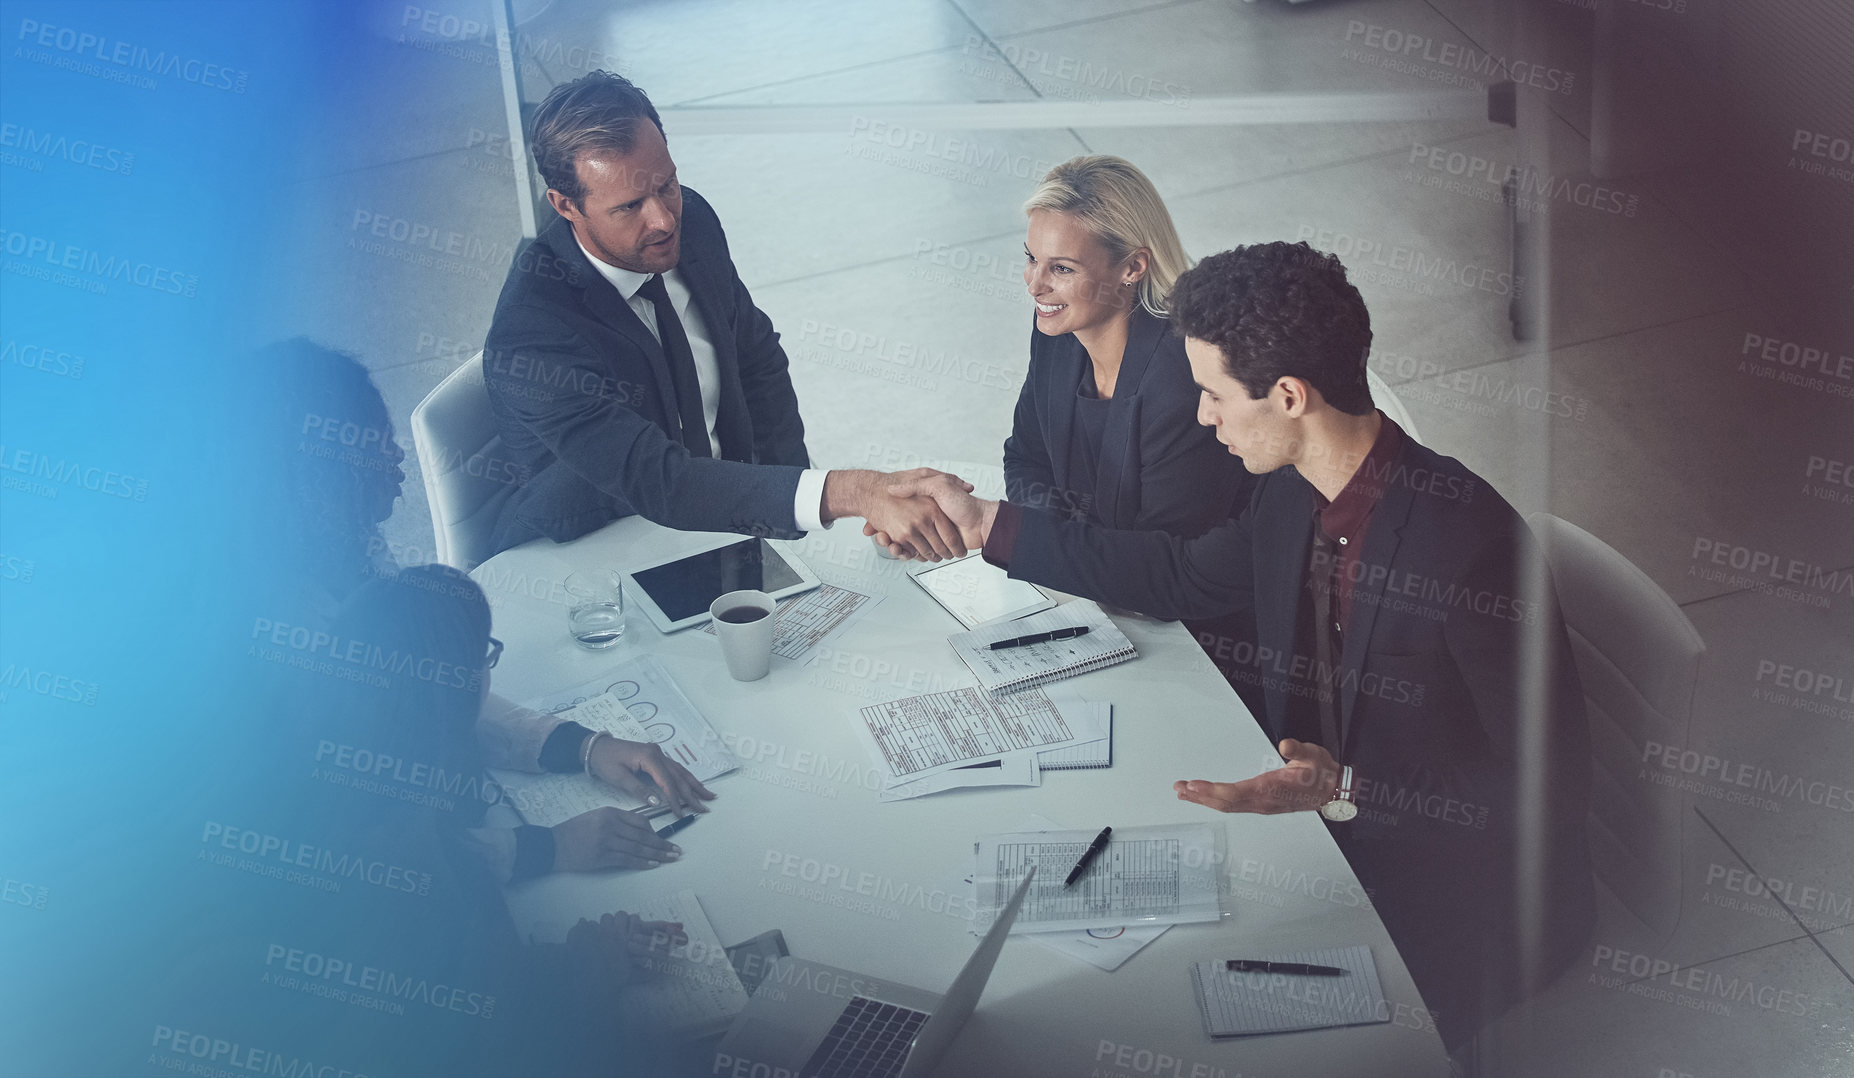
[891,242,1595,1066]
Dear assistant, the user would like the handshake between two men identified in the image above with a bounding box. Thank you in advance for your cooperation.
[829,468,988,562]
[857,471,996,561]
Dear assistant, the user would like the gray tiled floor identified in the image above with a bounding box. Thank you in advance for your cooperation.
[302,2,1853,1074]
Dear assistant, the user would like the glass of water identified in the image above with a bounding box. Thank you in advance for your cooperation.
[563,569,625,649]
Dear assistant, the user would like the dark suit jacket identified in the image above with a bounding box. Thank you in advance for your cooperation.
[482,189,810,554]
[1002,306,1250,536]
[995,432,1594,1042]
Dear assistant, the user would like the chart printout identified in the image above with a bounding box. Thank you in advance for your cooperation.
[493,658,741,825]
[855,686,1099,786]
[973,824,1223,933]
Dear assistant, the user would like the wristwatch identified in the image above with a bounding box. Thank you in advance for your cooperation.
[1318,765,1357,822]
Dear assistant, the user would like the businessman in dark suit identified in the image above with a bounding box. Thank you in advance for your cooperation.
[892,243,1594,1062]
[482,71,967,559]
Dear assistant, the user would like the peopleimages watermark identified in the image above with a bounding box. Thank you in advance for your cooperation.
[1687,536,1851,609]
[262,940,496,1020]
[248,615,487,694]
[1305,556,1543,628]
[1788,127,1854,185]
[397,4,628,79]
[197,820,434,896]
[1402,141,1640,218]
[1372,348,1591,422]
[0,662,100,706]
[788,532,910,592]
[413,329,477,366]
[0,120,135,175]
[1751,658,1854,723]
[15,18,249,93]
[149,1025,369,1078]
[0,552,35,583]
[957,36,1190,108]
[846,116,1063,190]
[1736,330,1854,400]
[482,342,648,408]
[1292,225,1519,298]
[298,404,527,489]
[347,210,514,285]
[1701,862,1853,930]
[313,739,516,815]
[792,318,1020,395]
[908,237,1025,307]
[1232,857,1374,911]
[1801,456,1854,507]
[806,645,966,703]
[759,849,978,923]
[1587,944,1822,1019]
[1341,20,1574,94]
[0,443,148,502]
[2,338,85,380]
[1089,1040,1241,1078]
[695,728,884,800]
[1192,633,1428,710]
[0,227,199,297]
[1639,740,1854,813]
[3,875,49,911]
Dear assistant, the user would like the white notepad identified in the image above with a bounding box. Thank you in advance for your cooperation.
[1036,704,1112,770]
[1189,945,1390,1037]
[621,891,752,1038]
[908,554,1055,628]
[948,600,1136,697]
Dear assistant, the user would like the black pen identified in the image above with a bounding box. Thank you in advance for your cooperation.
[1063,826,1112,887]
[990,626,1092,651]
[654,814,699,839]
[1225,960,1346,976]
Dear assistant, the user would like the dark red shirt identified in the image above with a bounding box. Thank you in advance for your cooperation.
[1314,414,1404,632]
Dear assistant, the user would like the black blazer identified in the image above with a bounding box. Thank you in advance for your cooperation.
[999,431,1595,1033]
[482,188,810,554]
[1002,306,1249,536]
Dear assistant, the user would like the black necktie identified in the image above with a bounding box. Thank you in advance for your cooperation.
[635,273,712,457]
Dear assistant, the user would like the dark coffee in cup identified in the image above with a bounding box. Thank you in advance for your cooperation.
[716,606,770,624]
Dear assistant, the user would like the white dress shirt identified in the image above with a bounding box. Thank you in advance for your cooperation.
[576,238,827,531]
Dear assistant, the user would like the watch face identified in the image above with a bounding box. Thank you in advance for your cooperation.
[1320,798,1359,822]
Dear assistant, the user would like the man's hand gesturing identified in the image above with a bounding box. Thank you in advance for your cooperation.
[1173,739,1342,815]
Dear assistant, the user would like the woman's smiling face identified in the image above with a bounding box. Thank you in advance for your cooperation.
[1023,209,1137,337]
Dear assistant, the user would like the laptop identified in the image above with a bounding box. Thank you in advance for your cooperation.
[713,867,1036,1078]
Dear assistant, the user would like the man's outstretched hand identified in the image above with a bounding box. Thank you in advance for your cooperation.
[864,473,998,558]
[1173,739,1341,815]
[823,468,973,561]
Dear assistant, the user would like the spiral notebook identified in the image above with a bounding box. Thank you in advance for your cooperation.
[1036,704,1112,770]
[948,600,1136,697]
[1189,945,1389,1037]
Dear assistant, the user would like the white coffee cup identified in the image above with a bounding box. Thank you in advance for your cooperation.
[709,589,777,682]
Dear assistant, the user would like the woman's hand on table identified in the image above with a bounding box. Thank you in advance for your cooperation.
[588,735,715,817]
[551,806,682,872]
[566,912,688,989]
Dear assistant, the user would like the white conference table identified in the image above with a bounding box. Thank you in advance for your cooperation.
[472,515,1449,1078]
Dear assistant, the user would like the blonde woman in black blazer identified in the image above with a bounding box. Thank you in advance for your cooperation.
[1004,156,1251,537]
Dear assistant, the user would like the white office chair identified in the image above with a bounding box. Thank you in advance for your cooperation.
[1528,513,1703,944]
[1366,368,1423,445]
[410,351,514,571]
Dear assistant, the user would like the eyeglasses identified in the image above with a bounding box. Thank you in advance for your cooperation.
[486,636,504,669]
